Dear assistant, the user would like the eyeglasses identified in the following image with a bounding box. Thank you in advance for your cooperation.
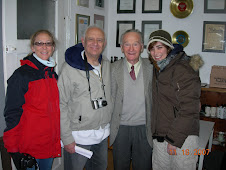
[34,42,54,47]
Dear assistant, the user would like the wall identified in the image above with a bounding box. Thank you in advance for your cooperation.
[67,0,109,57]
[0,0,6,136]
[106,0,226,84]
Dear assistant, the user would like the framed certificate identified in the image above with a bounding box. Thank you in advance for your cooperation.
[116,21,135,47]
[94,14,104,29]
[77,0,89,8]
[142,21,162,48]
[142,0,162,13]
[76,14,90,44]
[202,21,226,53]
[204,0,226,13]
[117,0,136,13]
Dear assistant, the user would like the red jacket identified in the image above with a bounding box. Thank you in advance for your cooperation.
[3,55,61,159]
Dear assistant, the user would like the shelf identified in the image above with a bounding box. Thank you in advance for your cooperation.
[201,85,226,93]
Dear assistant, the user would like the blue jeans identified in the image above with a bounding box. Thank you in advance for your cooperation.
[26,158,53,170]
[64,138,108,170]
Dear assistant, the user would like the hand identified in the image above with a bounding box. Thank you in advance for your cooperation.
[167,143,177,155]
[64,142,76,154]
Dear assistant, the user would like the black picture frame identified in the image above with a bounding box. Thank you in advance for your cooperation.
[141,21,162,48]
[117,0,136,13]
[204,0,226,13]
[142,0,162,13]
[95,0,104,8]
[202,21,226,53]
[116,21,135,47]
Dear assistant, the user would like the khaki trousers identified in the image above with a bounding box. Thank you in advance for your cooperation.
[152,135,199,170]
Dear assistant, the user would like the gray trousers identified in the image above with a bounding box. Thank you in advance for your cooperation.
[64,138,108,170]
[113,125,153,170]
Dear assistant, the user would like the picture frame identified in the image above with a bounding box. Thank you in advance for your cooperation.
[117,0,136,13]
[142,0,162,13]
[75,14,90,44]
[77,0,89,8]
[204,0,226,13]
[202,21,226,53]
[116,21,135,47]
[95,0,104,8]
[142,21,162,48]
[94,14,104,30]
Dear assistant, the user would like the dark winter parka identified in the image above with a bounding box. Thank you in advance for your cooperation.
[151,44,204,148]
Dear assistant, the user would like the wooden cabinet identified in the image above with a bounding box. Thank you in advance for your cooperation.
[200,85,226,151]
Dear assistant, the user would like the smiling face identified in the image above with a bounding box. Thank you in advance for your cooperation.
[121,32,144,65]
[81,27,106,60]
[149,41,169,61]
[31,33,55,61]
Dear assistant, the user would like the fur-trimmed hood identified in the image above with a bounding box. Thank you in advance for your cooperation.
[155,44,204,72]
[189,54,204,72]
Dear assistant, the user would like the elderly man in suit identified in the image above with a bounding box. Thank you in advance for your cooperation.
[110,29,153,170]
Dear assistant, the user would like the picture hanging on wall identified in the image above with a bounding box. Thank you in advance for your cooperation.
[204,0,226,13]
[116,21,135,47]
[141,21,162,48]
[95,0,104,8]
[94,14,104,30]
[76,14,90,44]
[142,0,162,13]
[202,21,226,53]
[77,0,89,8]
[117,0,136,13]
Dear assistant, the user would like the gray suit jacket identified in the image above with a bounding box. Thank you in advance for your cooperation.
[110,57,153,147]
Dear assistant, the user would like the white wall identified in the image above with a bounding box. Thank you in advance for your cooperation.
[68,0,109,56]
[106,0,226,84]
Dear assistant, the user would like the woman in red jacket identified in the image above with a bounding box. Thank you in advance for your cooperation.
[3,30,61,170]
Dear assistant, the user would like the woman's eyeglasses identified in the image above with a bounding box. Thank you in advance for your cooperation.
[34,42,54,47]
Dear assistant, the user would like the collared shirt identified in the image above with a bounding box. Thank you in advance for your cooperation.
[126,57,142,78]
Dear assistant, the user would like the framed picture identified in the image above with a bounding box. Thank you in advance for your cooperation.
[117,0,136,13]
[204,0,226,13]
[142,0,162,13]
[95,0,104,8]
[202,21,226,53]
[94,14,104,29]
[76,14,90,44]
[116,21,135,47]
[77,0,89,7]
[142,21,162,48]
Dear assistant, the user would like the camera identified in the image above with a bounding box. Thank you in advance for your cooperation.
[21,154,38,169]
[91,97,107,110]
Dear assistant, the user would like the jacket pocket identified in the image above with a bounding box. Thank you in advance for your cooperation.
[173,106,178,118]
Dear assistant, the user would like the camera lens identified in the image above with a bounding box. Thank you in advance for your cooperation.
[102,100,107,106]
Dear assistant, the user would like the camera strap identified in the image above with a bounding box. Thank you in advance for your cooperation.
[83,53,107,100]
[84,54,92,102]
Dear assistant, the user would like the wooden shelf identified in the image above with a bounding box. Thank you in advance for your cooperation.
[201,85,226,93]
[200,86,226,152]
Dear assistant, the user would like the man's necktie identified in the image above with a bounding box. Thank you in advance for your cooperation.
[130,66,136,80]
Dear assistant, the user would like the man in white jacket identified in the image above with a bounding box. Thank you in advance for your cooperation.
[58,25,112,170]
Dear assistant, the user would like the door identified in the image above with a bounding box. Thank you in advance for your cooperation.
[2,0,64,169]
[3,0,57,88]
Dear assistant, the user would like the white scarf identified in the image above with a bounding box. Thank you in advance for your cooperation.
[33,53,56,67]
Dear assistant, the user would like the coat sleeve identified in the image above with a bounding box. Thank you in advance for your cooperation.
[166,65,201,148]
[58,64,75,146]
[3,70,28,152]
